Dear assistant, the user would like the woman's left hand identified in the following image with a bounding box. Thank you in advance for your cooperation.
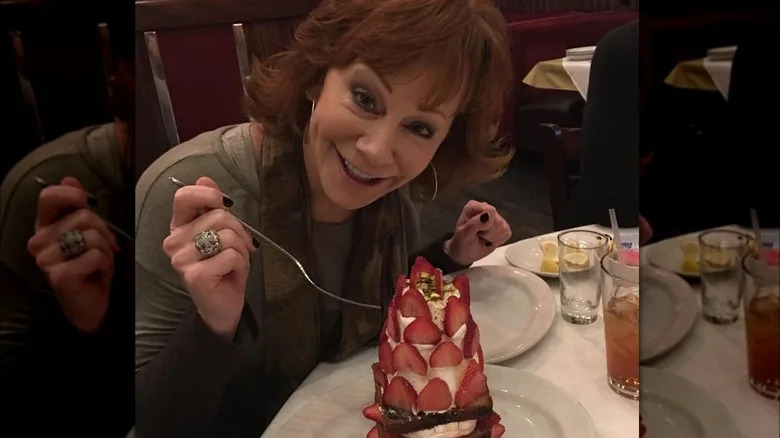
[444,200,512,266]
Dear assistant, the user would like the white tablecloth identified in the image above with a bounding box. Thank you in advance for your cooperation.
[562,57,592,100]
[262,224,638,437]
[642,228,779,438]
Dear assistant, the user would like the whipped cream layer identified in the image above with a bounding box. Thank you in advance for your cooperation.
[404,420,478,438]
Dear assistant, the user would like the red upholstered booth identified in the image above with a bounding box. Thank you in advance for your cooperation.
[497,9,638,152]
[134,2,637,176]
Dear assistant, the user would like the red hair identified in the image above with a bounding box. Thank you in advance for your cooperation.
[245,0,514,198]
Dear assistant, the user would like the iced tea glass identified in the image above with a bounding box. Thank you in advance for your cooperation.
[741,253,780,399]
[699,230,750,324]
[558,230,610,324]
[601,248,640,399]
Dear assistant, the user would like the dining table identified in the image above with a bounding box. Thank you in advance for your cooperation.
[664,46,735,100]
[641,225,779,438]
[262,224,639,438]
[522,56,592,100]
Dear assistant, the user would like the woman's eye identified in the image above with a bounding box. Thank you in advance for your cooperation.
[407,122,435,139]
[351,87,377,112]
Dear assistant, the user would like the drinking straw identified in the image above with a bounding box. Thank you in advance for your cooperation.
[609,208,622,261]
[750,208,765,262]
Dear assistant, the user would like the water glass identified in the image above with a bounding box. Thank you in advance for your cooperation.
[699,230,750,324]
[557,230,610,324]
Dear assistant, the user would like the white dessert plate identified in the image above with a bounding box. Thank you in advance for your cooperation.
[640,266,698,362]
[706,45,737,61]
[640,367,740,438]
[566,45,596,61]
[274,364,597,438]
[504,233,562,278]
[445,265,555,363]
[505,226,626,279]
[645,235,701,278]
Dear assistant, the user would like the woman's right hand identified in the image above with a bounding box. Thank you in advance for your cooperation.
[163,177,257,341]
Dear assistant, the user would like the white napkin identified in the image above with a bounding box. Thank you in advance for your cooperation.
[703,49,735,100]
[561,57,592,100]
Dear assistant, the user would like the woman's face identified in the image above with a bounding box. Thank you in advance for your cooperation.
[305,62,461,213]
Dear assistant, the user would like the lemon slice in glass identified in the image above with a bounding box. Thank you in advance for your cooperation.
[564,252,590,268]
[704,250,732,269]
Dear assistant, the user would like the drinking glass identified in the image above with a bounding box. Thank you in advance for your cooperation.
[699,230,750,324]
[601,248,640,399]
[741,253,780,399]
[557,230,610,324]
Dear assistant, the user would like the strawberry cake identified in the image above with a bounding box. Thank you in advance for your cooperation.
[363,257,505,438]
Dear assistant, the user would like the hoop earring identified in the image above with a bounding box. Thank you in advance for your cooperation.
[428,163,438,203]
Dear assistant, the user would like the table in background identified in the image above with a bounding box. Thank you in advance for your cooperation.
[523,57,592,100]
[262,224,638,438]
[664,47,734,100]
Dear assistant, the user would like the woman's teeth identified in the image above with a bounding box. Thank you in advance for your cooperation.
[342,157,378,182]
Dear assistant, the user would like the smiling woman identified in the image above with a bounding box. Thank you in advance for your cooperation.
[134,0,514,436]
[247,0,514,206]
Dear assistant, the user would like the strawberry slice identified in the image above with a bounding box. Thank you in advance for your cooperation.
[367,425,380,438]
[455,359,488,408]
[412,256,437,277]
[386,306,400,342]
[392,343,428,375]
[411,256,443,293]
[379,342,395,374]
[451,275,471,307]
[491,424,506,438]
[372,362,388,390]
[383,376,418,412]
[416,378,452,411]
[462,317,480,358]
[399,289,432,319]
[403,318,441,344]
[477,345,485,372]
[444,296,469,337]
[430,341,463,368]
[362,403,383,424]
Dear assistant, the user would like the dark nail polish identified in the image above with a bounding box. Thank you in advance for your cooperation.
[223,196,234,208]
[87,195,98,207]
[480,212,489,223]
[252,238,260,249]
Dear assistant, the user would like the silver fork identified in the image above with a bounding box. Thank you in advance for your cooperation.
[168,176,381,310]
[32,176,134,242]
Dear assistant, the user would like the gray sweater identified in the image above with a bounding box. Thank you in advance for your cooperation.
[135,123,434,437]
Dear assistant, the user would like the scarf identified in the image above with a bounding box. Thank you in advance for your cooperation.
[255,133,408,421]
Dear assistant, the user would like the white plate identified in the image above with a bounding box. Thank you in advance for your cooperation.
[445,265,555,363]
[504,234,561,278]
[640,266,698,362]
[504,227,621,278]
[566,45,596,61]
[645,236,701,278]
[706,45,737,61]
[275,364,597,438]
[640,367,740,438]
